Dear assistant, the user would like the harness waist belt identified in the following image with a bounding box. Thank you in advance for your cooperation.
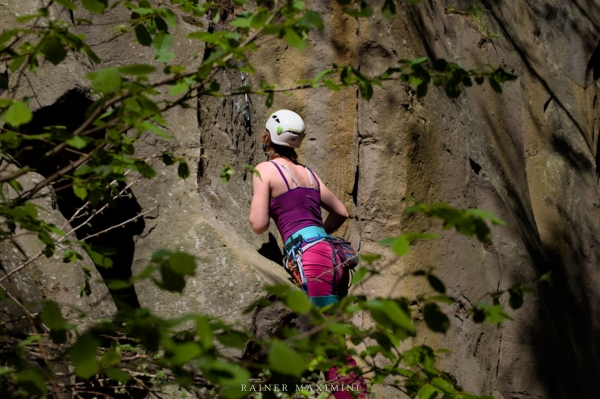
[284,225,328,248]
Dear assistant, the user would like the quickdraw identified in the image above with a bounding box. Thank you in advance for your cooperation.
[282,235,325,292]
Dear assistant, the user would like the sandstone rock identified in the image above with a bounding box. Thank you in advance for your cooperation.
[2,0,600,397]
[3,172,117,325]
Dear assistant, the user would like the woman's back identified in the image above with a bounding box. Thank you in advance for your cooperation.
[268,160,322,242]
[265,158,317,198]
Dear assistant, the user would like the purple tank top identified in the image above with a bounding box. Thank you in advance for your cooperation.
[269,161,323,242]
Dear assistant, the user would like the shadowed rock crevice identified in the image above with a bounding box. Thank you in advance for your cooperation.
[586,40,600,81]
[257,232,283,265]
[16,89,144,311]
[469,158,482,175]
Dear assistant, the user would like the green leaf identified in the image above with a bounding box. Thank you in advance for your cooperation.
[16,369,47,396]
[156,51,174,62]
[431,377,457,394]
[118,64,156,75]
[169,82,189,95]
[90,68,122,94]
[382,0,396,19]
[285,290,311,314]
[68,333,100,379]
[265,284,292,296]
[391,236,410,257]
[216,330,248,349]
[9,56,26,72]
[81,243,114,268]
[158,264,186,292]
[403,345,436,372]
[8,179,23,192]
[41,37,67,65]
[489,76,502,93]
[418,384,439,399]
[134,24,153,46]
[409,57,429,65]
[539,271,553,285]
[293,1,306,10]
[265,91,274,108]
[220,165,235,183]
[359,80,373,100]
[268,342,306,377]
[16,13,41,23]
[66,135,87,149]
[41,301,66,330]
[230,17,252,28]
[172,342,202,363]
[81,0,107,14]
[344,1,374,17]
[105,368,131,382]
[73,185,87,200]
[359,253,380,264]
[151,249,171,262]
[153,31,173,53]
[423,303,450,333]
[107,279,132,290]
[134,160,156,178]
[100,346,121,367]
[366,300,415,334]
[323,78,340,91]
[141,121,171,139]
[56,0,78,10]
[284,28,306,50]
[168,252,196,275]
[178,161,190,179]
[3,101,32,127]
[473,302,513,324]
[243,164,261,181]
[351,267,369,284]
[196,317,213,349]
[301,10,324,30]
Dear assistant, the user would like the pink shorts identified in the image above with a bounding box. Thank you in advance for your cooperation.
[301,241,349,298]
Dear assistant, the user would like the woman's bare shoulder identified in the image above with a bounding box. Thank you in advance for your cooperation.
[254,161,273,170]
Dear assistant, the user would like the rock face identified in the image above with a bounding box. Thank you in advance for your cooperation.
[1,0,600,398]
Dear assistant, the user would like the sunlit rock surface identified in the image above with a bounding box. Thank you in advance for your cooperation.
[1,0,599,397]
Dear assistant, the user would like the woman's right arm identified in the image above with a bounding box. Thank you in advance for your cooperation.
[315,175,349,234]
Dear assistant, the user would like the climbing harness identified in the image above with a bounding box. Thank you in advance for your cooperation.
[282,228,359,295]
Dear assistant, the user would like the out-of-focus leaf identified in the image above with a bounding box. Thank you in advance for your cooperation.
[3,101,32,127]
[268,342,306,377]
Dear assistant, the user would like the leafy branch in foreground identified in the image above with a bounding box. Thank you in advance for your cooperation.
[0,1,526,398]
[0,202,549,398]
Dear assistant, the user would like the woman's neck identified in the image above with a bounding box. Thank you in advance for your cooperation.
[270,154,293,163]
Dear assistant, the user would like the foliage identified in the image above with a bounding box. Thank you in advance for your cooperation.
[0,0,525,398]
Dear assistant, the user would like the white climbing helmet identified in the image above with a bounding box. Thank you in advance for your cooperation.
[265,109,305,148]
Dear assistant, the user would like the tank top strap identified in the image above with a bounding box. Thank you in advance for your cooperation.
[273,162,300,187]
[270,161,290,191]
[304,167,314,189]
[306,168,320,190]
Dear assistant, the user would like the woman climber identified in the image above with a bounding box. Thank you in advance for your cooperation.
[249,109,367,399]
